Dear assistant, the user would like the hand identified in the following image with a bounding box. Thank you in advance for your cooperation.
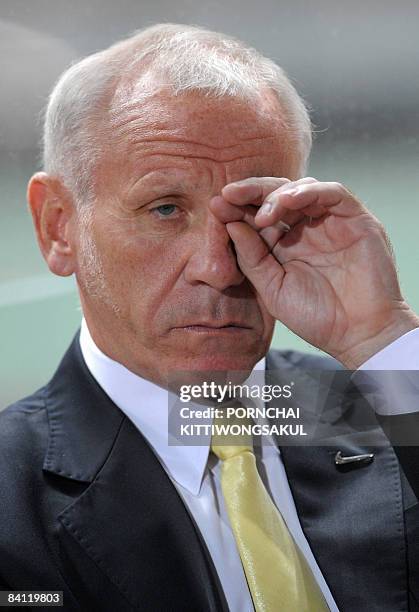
[210,177,419,368]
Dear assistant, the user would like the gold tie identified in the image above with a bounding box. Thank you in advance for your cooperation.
[211,411,329,612]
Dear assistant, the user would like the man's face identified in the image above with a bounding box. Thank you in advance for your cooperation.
[75,86,294,386]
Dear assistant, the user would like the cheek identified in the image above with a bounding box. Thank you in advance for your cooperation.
[98,228,186,305]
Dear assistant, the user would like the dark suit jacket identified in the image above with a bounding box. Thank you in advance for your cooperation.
[0,334,418,611]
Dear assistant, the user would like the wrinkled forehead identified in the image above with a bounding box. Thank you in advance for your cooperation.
[107,77,288,152]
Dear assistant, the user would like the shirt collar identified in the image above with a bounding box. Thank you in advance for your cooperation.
[79,318,265,496]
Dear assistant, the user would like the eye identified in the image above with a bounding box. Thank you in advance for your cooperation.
[151,203,178,218]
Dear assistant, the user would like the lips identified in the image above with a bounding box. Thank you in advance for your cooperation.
[174,326,251,335]
[175,321,252,329]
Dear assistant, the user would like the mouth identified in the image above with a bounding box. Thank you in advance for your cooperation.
[172,322,252,333]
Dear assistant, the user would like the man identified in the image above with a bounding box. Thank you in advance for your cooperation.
[1,22,418,611]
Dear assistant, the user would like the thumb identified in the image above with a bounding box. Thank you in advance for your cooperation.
[227,222,285,308]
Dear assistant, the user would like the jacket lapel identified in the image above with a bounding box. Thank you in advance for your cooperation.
[43,335,227,611]
[266,350,408,612]
[44,336,409,611]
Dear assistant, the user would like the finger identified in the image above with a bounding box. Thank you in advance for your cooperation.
[270,219,317,263]
[259,223,291,250]
[255,177,318,228]
[211,194,300,237]
[256,181,367,227]
[212,177,314,230]
[211,195,295,249]
[210,195,260,229]
[226,221,285,301]
[221,177,291,206]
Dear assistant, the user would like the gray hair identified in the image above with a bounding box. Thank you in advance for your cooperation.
[42,23,312,207]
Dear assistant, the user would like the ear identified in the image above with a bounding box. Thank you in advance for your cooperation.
[27,172,76,277]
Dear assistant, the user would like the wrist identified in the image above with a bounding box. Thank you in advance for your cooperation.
[335,306,419,369]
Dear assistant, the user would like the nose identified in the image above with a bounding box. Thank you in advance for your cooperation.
[184,214,245,290]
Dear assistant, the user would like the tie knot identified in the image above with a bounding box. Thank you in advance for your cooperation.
[210,408,253,461]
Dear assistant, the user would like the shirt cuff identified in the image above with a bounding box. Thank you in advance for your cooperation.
[352,328,419,416]
[358,327,419,371]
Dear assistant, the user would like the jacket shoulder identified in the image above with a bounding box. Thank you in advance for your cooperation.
[0,387,49,468]
[1,386,46,416]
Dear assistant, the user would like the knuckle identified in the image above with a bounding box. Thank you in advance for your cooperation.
[270,177,291,190]
[267,186,286,203]
[329,181,346,193]
[299,176,317,183]
[368,219,388,241]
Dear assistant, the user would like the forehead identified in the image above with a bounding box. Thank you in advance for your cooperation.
[109,84,285,144]
[98,85,294,186]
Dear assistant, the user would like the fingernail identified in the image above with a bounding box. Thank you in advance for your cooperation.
[260,201,272,215]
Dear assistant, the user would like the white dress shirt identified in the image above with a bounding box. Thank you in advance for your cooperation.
[79,319,419,612]
[357,327,419,415]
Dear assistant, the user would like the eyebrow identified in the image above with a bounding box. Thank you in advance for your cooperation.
[128,172,189,195]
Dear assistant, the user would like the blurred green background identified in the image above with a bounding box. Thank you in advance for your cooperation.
[1,1,418,409]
